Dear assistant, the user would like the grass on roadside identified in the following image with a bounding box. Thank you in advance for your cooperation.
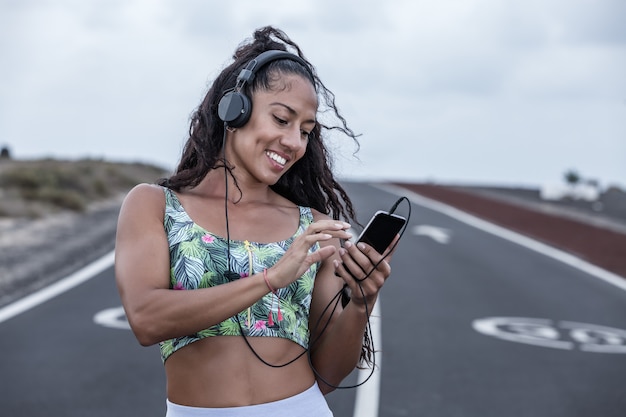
[0,158,169,218]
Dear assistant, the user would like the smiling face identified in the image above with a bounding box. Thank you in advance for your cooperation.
[224,73,318,186]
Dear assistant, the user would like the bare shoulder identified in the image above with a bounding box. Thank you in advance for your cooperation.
[122,183,165,206]
[311,208,332,222]
[119,183,166,221]
[125,182,164,199]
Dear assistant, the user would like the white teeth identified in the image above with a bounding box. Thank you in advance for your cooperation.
[266,151,286,165]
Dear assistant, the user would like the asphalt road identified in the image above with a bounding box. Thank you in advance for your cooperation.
[1,182,626,416]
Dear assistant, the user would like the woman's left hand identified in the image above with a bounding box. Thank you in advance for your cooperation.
[333,235,398,309]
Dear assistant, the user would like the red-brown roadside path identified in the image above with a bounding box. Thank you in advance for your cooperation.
[393,183,626,279]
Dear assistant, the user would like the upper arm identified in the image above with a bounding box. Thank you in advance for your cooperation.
[114,184,171,314]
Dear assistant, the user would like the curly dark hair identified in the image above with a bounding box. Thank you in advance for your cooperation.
[158,26,375,367]
[159,26,359,224]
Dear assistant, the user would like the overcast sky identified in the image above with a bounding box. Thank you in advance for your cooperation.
[1,0,625,189]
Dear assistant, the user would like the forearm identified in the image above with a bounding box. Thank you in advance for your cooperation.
[123,272,271,346]
[310,296,376,393]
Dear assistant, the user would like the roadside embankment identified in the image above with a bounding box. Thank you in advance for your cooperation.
[0,158,169,308]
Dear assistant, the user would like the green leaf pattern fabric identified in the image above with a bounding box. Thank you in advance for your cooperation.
[159,187,320,362]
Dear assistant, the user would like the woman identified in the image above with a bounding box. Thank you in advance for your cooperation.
[115,26,395,416]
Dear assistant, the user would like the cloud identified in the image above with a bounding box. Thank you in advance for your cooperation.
[1,0,624,187]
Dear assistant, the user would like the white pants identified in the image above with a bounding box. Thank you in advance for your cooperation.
[166,382,333,417]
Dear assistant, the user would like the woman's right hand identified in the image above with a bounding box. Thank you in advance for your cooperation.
[268,219,351,288]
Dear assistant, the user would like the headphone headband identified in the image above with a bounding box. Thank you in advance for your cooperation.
[236,50,312,86]
[218,50,313,128]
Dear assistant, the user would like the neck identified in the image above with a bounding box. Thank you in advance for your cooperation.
[197,167,275,205]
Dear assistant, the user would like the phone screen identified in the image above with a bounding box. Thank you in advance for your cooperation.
[356,211,407,254]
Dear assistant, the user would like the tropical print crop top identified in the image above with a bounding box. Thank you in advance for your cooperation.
[159,187,320,363]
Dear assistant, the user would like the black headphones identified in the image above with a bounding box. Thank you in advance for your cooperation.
[217,50,312,128]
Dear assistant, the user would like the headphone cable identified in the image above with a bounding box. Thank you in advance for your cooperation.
[220,131,410,387]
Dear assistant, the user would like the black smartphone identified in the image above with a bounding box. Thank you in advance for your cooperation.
[356,210,407,254]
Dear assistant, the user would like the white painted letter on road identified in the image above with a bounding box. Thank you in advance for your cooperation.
[473,317,626,354]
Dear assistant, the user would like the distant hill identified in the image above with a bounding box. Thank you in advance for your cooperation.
[0,158,169,218]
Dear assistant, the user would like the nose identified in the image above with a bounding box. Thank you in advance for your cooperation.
[279,127,305,152]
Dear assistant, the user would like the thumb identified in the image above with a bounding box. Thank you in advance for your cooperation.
[299,246,336,276]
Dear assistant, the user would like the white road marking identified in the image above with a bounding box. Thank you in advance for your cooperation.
[473,317,573,350]
[93,305,130,330]
[562,321,626,353]
[344,227,383,417]
[413,225,451,244]
[0,250,115,324]
[473,317,626,353]
[377,184,626,292]
[353,301,382,417]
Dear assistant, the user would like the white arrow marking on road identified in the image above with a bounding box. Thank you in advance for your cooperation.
[94,306,130,330]
[413,225,451,244]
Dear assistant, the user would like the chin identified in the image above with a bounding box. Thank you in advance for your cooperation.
[268,177,282,186]
[267,170,289,186]
[260,174,281,186]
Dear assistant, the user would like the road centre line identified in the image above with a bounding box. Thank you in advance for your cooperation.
[345,227,381,417]
[353,301,382,417]
[0,250,116,324]
[377,183,626,293]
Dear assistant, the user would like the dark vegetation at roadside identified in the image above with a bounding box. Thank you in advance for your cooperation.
[0,158,169,218]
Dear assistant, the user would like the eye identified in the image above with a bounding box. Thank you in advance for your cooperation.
[273,115,288,125]
[300,130,311,140]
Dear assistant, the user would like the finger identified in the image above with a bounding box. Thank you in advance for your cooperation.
[339,246,371,282]
[344,240,378,270]
[333,259,363,286]
[344,243,392,287]
[308,220,352,237]
[374,258,391,279]
[334,259,379,307]
[352,240,392,277]
[335,260,361,282]
[308,245,337,265]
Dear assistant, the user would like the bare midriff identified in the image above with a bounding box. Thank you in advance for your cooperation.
[164,336,315,407]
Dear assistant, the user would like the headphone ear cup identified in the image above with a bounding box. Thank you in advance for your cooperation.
[217,91,251,128]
